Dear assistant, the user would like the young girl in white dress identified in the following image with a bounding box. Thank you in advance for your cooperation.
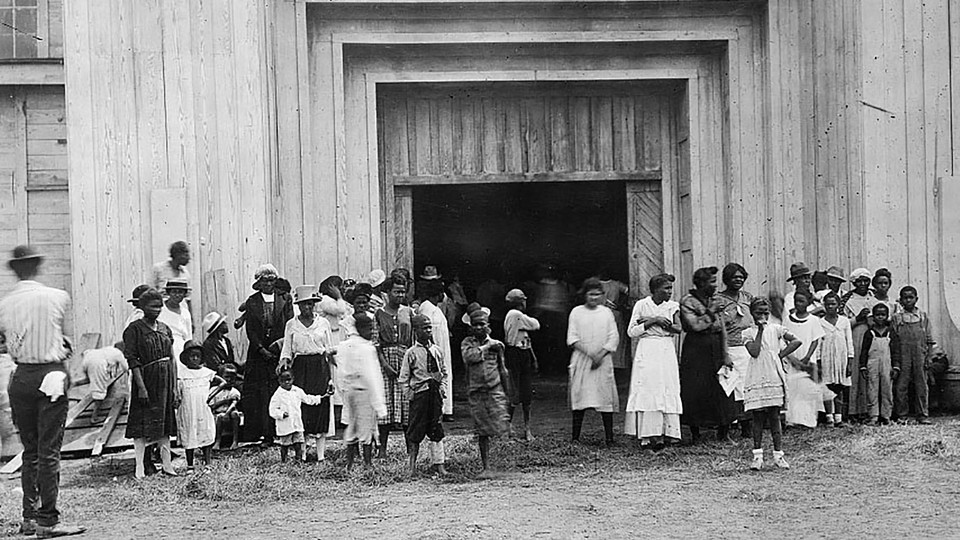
[818,292,854,425]
[177,341,222,471]
[567,278,620,445]
[624,273,682,448]
[782,289,830,428]
[743,297,801,470]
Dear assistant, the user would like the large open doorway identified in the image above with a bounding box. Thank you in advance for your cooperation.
[412,181,629,297]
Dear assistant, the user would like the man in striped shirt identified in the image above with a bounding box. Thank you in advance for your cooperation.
[0,245,85,538]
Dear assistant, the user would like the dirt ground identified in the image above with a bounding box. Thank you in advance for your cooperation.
[2,376,960,539]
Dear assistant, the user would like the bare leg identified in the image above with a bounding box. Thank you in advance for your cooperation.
[89,400,105,425]
[203,445,212,465]
[362,444,373,467]
[293,443,303,462]
[408,441,420,475]
[523,403,534,441]
[280,445,289,462]
[346,443,358,471]
[186,449,195,469]
[479,435,490,470]
[229,412,241,449]
[133,439,146,479]
[571,410,585,441]
[378,426,390,458]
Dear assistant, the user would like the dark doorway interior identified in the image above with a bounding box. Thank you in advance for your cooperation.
[412,181,629,297]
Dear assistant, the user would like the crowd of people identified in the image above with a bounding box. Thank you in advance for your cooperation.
[0,240,952,537]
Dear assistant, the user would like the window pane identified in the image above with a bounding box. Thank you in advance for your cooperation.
[14,31,35,57]
[0,1,13,7]
[0,37,12,59]
[0,9,12,26]
[14,7,35,34]
[14,0,37,7]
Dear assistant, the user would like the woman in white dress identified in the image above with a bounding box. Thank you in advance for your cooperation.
[157,279,193,362]
[624,274,682,448]
[567,278,620,445]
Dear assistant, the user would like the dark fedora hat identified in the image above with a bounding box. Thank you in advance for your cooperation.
[787,262,813,282]
[8,245,44,268]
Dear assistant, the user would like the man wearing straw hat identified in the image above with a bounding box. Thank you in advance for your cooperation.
[0,245,85,537]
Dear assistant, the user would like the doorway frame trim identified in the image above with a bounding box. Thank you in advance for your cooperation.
[363,68,700,278]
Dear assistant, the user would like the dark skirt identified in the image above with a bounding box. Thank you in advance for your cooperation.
[505,346,535,405]
[292,353,331,435]
[679,332,737,427]
[405,379,445,444]
[126,357,177,441]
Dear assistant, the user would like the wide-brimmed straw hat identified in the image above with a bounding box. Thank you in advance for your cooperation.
[202,312,226,334]
[461,302,491,325]
[786,262,812,282]
[293,285,320,304]
[179,340,203,362]
[164,279,191,292]
[825,266,846,282]
[420,265,442,280]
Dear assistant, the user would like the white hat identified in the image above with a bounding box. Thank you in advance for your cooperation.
[367,269,386,288]
[849,268,871,282]
[202,312,226,334]
[293,284,320,304]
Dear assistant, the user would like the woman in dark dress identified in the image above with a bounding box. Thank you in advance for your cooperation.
[124,288,178,478]
[241,264,294,445]
[679,267,738,444]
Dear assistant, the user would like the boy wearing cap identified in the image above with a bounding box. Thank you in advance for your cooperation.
[461,303,511,476]
[202,312,236,373]
[503,289,540,441]
[399,314,447,475]
[784,262,823,317]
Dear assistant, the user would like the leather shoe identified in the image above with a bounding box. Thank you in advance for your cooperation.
[36,523,86,538]
[19,519,37,535]
[918,417,933,425]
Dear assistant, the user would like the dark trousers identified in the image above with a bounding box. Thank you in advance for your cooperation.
[9,363,69,527]
[895,353,929,418]
[405,380,444,444]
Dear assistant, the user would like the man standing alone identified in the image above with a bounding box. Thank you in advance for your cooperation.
[0,245,85,538]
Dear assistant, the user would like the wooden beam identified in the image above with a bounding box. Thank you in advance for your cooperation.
[333,31,738,45]
[393,170,661,186]
[0,63,65,85]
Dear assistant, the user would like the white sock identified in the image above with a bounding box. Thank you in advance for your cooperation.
[318,435,327,461]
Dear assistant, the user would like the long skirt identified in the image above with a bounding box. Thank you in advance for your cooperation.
[126,357,177,441]
[468,385,510,437]
[379,345,409,426]
[624,336,682,440]
[291,353,333,436]
[848,323,870,416]
[679,332,737,427]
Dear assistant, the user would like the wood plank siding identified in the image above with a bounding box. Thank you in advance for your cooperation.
[0,86,71,304]
[54,0,960,363]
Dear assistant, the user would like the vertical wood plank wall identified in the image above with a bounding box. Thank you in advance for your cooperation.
[0,86,71,304]
[63,0,277,344]
[58,1,960,361]
[768,0,960,356]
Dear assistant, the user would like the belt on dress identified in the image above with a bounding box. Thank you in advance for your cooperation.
[139,356,171,369]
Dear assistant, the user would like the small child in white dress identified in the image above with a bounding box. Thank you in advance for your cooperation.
[782,289,832,428]
[269,369,329,462]
[177,341,223,471]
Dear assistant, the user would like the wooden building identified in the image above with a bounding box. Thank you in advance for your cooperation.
[3,0,959,365]
[1,0,70,306]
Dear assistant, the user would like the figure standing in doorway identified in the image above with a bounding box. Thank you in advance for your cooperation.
[375,275,415,457]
